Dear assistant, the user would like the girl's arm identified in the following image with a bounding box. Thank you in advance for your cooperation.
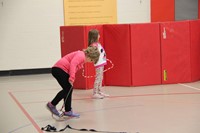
[69,54,84,83]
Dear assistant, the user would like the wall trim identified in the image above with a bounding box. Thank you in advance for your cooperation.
[0,68,51,76]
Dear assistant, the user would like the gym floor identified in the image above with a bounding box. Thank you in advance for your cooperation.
[1,74,200,133]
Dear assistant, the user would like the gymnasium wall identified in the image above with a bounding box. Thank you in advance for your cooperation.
[175,0,198,21]
[0,0,199,73]
[64,0,200,25]
[151,0,175,22]
[0,0,150,72]
[60,0,200,89]
[63,0,151,26]
[117,0,150,23]
[0,0,63,71]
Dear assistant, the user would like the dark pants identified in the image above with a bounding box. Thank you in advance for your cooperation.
[51,67,73,111]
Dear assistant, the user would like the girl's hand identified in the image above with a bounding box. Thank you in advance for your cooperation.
[69,80,73,87]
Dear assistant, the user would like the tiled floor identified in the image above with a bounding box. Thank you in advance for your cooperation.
[1,74,200,133]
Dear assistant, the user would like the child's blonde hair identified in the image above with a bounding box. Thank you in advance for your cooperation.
[84,46,100,64]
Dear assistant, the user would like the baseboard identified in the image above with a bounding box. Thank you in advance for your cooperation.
[0,68,51,76]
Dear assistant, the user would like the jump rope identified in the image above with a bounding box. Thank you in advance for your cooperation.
[82,58,114,78]
[41,59,127,133]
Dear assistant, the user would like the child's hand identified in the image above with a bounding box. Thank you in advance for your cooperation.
[69,80,73,87]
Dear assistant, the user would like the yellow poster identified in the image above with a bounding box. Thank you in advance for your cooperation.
[64,0,117,26]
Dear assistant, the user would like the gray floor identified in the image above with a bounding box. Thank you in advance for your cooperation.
[1,74,200,133]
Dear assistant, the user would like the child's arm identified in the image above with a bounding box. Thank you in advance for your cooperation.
[68,54,84,84]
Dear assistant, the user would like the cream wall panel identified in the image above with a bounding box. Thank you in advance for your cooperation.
[0,0,63,70]
[117,0,150,24]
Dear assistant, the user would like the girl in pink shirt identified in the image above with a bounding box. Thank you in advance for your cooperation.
[47,46,100,117]
[88,29,109,99]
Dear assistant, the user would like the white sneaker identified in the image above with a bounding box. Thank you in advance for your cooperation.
[99,92,110,97]
[93,93,104,99]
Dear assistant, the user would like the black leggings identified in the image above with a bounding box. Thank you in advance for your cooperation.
[51,67,73,111]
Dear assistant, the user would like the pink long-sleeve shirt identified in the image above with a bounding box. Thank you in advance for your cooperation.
[53,50,85,83]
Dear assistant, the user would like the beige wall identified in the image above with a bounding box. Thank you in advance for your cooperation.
[0,0,151,71]
[0,0,63,70]
[117,0,150,24]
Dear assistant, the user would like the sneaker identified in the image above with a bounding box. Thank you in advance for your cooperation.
[63,111,80,118]
[99,92,110,97]
[93,93,104,99]
[46,102,60,116]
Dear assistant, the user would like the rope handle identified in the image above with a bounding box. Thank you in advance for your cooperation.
[82,58,114,78]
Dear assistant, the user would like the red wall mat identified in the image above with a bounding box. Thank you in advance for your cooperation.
[130,23,161,86]
[60,26,85,56]
[151,0,175,22]
[160,21,191,84]
[60,26,86,89]
[190,20,200,81]
[103,24,132,86]
[60,25,104,89]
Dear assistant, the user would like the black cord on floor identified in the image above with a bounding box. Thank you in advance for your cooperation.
[41,124,127,133]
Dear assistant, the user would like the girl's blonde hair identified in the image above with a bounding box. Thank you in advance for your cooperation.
[84,46,100,64]
[88,29,99,46]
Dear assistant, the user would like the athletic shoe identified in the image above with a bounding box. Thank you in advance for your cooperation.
[93,93,104,99]
[99,92,110,97]
[63,111,80,117]
[46,102,60,116]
